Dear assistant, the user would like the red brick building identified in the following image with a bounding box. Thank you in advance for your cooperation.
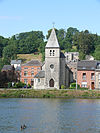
[77,60,97,90]
[21,60,42,86]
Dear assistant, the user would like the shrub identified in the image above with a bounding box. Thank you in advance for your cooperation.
[70,83,80,89]
[8,82,12,88]
[79,87,88,90]
[27,84,31,88]
[14,82,26,88]
[1,94,7,97]
[61,85,66,89]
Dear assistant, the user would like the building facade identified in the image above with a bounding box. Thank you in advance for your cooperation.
[34,28,73,89]
[64,52,79,62]
[77,60,97,90]
[21,60,42,85]
[95,62,100,89]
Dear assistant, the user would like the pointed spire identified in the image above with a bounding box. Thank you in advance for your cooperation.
[45,28,60,48]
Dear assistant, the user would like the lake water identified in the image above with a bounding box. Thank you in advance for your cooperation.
[0,98,100,133]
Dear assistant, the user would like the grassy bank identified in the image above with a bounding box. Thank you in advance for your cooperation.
[0,89,100,98]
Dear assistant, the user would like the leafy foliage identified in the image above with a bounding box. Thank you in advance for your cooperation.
[0,27,100,72]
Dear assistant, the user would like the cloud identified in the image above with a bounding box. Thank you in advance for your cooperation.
[0,16,22,20]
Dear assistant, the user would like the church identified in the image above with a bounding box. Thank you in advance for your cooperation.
[34,28,73,89]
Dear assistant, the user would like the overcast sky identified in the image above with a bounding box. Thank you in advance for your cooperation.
[0,0,100,37]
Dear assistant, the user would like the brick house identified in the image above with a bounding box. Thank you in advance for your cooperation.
[77,60,97,90]
[21,60,42,86]
[95,62,100,89]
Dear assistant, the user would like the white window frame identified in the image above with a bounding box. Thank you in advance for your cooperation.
[82,73,86,80]
[81,82,87,88]
[98,74,100,80]
[99,82,100,89]
[91,73,94,80]
[24,79,28,84]
[38,78,40,82]
[24,71,28,76]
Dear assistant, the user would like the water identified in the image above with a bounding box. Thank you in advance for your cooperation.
[0,98,100,133]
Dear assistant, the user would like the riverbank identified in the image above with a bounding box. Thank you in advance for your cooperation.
[0,89,100,98]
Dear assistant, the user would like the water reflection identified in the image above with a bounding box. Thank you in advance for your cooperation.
[0,99,100,133]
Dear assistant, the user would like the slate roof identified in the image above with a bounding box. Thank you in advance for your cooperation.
[22,60,42,66]
[45,28,60,48]
[34,71,45,78]
[11,60,21,64]
[77,60,97,70]
[2,65,14,71]
[60,52,65,58]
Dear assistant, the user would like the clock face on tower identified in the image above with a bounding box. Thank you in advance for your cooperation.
[50,64,54,69]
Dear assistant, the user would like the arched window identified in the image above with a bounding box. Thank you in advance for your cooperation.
[49,79,54,87]
[50,50,52,56]
[53,50,55,56]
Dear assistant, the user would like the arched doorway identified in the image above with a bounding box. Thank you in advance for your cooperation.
[49,79,54,87]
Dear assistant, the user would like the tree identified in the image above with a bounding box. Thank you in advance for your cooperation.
[64,27,79,51]
[3,44,17,64]
[77,30,95,59]
[94,45,100,60]
[0,36,9,57]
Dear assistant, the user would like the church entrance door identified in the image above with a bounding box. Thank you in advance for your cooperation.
[49,79,54,87]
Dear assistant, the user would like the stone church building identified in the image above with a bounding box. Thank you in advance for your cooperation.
[34,28,73,89]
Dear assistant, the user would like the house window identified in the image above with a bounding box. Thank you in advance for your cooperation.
[99,82,100,89]
[91,73,94,80]
[31,71,34,76]
[82,73,86,80]
[50,50,52,56]
[98,74,100,80]
[53,50,55,56]
[24,67,28,69]
[81,82,87,88]
[24,71,28,76]
[24,79,28,84]
[38,78,40,82]
[31,67,34,69]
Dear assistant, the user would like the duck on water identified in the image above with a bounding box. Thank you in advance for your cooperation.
[21,124,26,130]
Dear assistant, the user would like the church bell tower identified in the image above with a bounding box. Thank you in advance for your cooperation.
[45,28,60,89]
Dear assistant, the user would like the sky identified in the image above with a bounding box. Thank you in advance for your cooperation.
[0,0,100,38]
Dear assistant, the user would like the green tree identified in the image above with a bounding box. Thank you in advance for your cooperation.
[3,44,17,64]
[94,45,100,60]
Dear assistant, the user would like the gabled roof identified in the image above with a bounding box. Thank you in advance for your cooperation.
[34,70,45,78]
[11,60,21,64]
[77,60,97,70]
[45,28,60,48]
[22,60,42,66]
[2,65,14,71]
